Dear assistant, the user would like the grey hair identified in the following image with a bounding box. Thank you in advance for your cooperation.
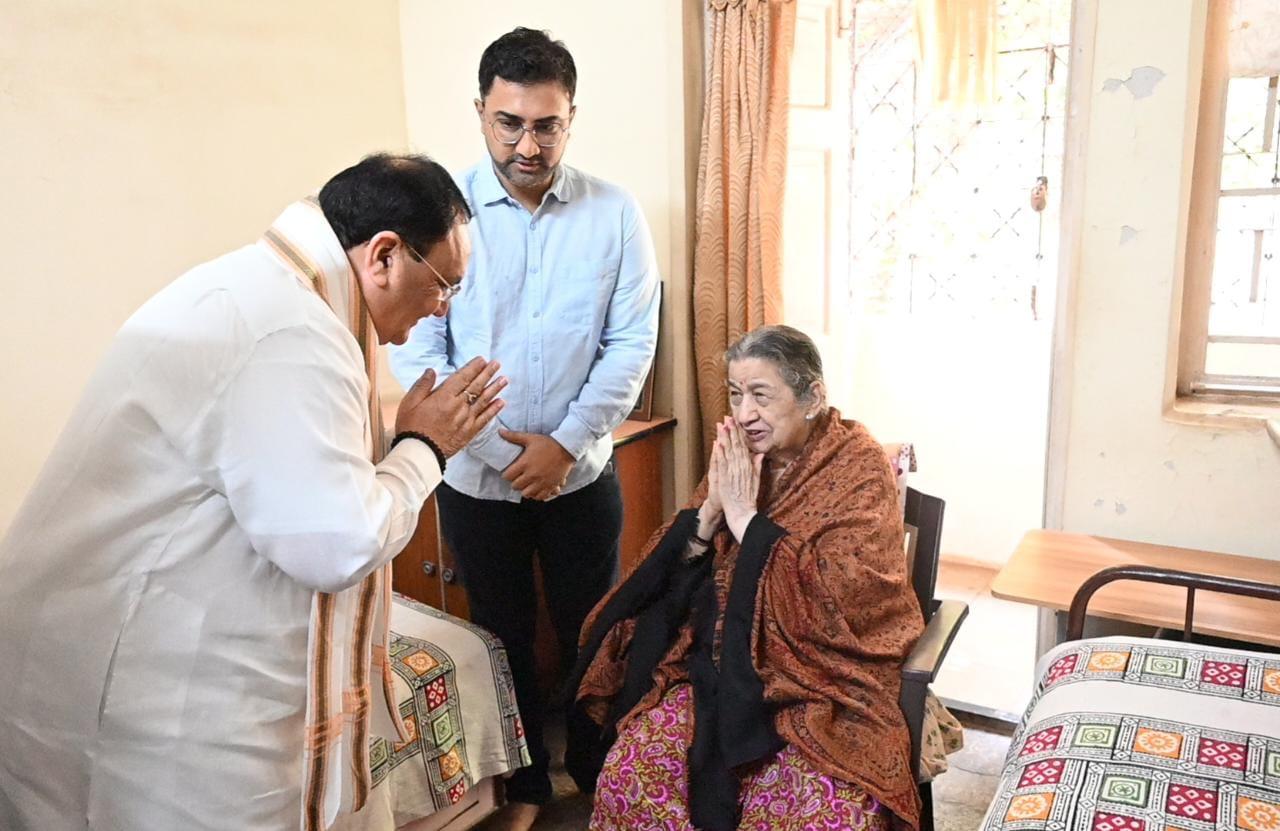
[724,324,825,404]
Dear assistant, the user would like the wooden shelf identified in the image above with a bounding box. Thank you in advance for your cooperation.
[613,415,677,447]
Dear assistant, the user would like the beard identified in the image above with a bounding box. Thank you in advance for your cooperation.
[497,154,556,189]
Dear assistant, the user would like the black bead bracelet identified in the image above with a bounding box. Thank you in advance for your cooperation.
[390,431,447,474]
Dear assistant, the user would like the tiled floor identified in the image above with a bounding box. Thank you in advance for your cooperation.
[932,712,1014,831]
[933,558,1039,721]
[472,719,591,830]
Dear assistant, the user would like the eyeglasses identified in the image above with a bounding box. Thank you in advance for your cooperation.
[404,242,462,301]
[489,117,569,148]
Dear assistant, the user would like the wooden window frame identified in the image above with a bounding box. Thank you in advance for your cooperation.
[1178,0,1280,403]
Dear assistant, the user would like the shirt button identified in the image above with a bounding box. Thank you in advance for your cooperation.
[530,266,539,273]
[529,221,537,230]
[532,355,541,363]
[533,311,541,318]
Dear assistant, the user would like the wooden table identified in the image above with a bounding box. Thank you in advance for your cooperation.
[993,530,1280,655]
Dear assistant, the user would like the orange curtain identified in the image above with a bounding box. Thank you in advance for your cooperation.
[914,0,997,107]
[692,0,797,458]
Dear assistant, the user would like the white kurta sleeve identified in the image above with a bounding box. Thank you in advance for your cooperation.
[203,324,441,593]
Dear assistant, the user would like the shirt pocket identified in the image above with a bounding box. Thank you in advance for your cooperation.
[449,293,493,360]
[553,259,615,329]
[452,323,492,365]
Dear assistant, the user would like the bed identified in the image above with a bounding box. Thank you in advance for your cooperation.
[979,567,1280,831]
[333,595,529,831]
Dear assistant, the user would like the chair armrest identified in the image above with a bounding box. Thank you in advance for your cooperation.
[899,600,968,784]
[902,599,969,685]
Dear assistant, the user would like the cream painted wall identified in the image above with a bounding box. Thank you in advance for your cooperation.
[0,1,410,534]
[842,317,1052,567]
[1050,0,1280,558]
[397,0,701,510]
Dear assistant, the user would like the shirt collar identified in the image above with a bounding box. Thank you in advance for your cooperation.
[548,165,574,203]
[474,161,512,206]
[475,160,575,208]
[260,197,360,335]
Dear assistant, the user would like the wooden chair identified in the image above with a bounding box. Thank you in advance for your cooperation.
[898,487,969,831]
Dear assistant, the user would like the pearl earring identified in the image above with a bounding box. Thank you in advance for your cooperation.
[805,413,815,421]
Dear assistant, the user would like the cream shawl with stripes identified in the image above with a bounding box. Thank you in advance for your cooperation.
[261,198,410,830]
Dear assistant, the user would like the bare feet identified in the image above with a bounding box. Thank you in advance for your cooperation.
[489,801,540,831]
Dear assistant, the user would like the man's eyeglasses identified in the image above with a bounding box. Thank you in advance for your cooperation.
[489,117,568,148]
[404,242,462,301]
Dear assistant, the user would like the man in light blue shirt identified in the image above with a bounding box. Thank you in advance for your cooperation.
[390,27,659,824]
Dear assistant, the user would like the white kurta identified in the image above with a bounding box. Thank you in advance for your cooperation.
[0,217,441,830]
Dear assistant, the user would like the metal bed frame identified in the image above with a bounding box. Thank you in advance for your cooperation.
[1065,564,1280,643]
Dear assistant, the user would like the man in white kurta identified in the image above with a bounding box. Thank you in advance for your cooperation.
[0,154,503,830]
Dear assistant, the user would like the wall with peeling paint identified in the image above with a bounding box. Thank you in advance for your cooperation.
[1052,0,1280,559]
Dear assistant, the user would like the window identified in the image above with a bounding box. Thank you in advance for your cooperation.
[1180,5,1280,401]
[846,0,1071,319]
[1199,75,1280,396]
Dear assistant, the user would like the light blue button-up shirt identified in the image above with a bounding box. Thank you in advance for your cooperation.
[389,161,661,502]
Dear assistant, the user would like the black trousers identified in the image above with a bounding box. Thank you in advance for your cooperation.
[435,463,622,805]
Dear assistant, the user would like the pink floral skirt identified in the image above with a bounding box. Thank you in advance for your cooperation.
[589,684,892,831]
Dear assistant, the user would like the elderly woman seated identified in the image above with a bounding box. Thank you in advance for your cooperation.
[566,324,925,831]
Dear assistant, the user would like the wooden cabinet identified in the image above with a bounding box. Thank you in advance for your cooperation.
[392,417,677,618]
[611,417,677,575]
[389,493,471,617]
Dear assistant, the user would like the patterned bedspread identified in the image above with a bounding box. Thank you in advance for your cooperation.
[980,637,1280,831]
[333,595,529,830]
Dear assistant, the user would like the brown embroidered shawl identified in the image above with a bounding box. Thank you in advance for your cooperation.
[575,410,925,828]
